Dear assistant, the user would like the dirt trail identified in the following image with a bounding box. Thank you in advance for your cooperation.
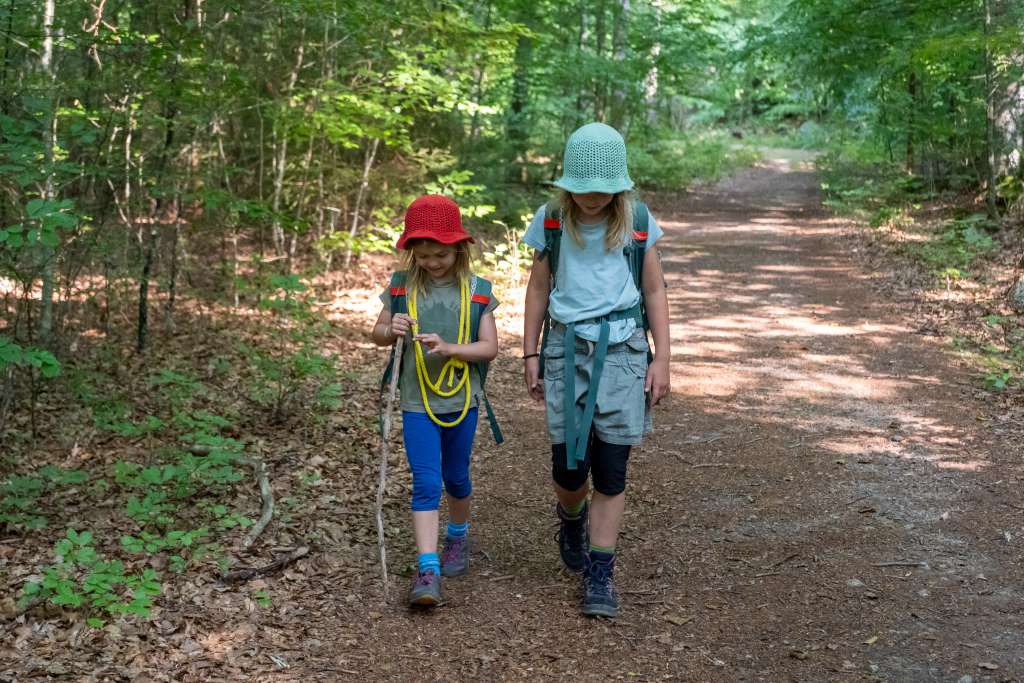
[308,152,1023,682]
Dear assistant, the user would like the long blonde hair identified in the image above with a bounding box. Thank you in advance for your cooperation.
[558,190,634,251]
[400,238,473,295]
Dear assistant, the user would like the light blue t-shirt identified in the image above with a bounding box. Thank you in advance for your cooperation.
[523,204,663,344]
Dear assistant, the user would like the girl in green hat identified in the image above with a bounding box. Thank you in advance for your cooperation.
[522,122,672,617]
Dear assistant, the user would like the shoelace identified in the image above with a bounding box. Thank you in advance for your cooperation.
[585,561,615,596]
[557,518,587,550]
[415,571,437,587]
[441,538,465,563]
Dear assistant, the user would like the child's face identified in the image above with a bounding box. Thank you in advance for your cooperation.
[571,192,614,221]
[411,241,458,280]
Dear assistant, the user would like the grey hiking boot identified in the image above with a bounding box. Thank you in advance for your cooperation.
[556,502,588,573]
[581,554,618,618]
[440,535,469,577]
[408,570,442,607]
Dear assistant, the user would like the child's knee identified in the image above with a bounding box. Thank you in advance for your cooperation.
[551,443,590,491]
[443,476,472,500]
[411,479,443,511]
[591,439,630,495]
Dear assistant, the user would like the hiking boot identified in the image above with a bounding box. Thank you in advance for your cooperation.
[581,554,618,618]
[556,502,588,573]
[408,570,442,607]
[440,535,469,577]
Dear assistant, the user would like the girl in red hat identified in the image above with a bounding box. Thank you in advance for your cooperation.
[371,195,500,607]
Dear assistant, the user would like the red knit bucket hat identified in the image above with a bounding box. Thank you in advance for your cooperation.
[395,195,474,250]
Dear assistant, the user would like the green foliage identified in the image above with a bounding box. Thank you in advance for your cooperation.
[478,224,532,287]
[629,130,760,190]
[0,336,60,378]
[22,529,161,626]
[913,214,999,277]
[1,466,90,530]
[239,274,342,422]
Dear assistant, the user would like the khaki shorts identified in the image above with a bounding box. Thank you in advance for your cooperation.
[543,324,653,446]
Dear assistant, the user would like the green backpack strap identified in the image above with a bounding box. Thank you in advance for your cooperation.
[469,276,503,445]
[628,201,650,331]
[538,202,563,381]
[380,271,407,396]
[541,200,563,277]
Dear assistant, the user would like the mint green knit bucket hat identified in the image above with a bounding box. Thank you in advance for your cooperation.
[553,122,634,195]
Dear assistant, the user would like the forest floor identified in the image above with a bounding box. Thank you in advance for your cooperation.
[4,151,1023,682]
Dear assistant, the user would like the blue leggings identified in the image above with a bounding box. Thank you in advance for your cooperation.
[402,408,478,512]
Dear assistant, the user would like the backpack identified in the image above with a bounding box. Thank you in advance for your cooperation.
[380,271,503,444]
[538,199,652,379]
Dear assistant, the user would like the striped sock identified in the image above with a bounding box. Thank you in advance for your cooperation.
[418,552,441,575]
[589,544,615,557]
[561,499,586,518]
[447,521,468,538]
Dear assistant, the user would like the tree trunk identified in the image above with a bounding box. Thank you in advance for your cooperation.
[984,0,1000,218]
[609,0,630,130]
[344,137,379,268]
[508,6,534,183]
[906,71,918,174]
[641,1,660,129]
[593,0,606,121]
[574,2,587,129]
[38,0,56,348]
[270,30,306,260]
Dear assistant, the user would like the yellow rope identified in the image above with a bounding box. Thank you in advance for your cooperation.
[407,277,472,427]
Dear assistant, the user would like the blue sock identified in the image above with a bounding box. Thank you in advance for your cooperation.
[447,521,468,539]
[418,552,440,575]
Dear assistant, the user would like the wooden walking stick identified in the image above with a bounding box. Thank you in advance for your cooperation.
[376,336,403,603]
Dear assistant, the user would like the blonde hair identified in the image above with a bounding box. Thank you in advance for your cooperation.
[557,190,634,251]
[400,238,473,295]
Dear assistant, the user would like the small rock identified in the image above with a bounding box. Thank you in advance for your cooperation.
[847,578,865,589]
[958,676,974,683]
[890,434,903,442]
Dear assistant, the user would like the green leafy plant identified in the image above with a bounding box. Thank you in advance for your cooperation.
[238,275,342,422]
[22,529,161,627]
[0,336,60,378]
[914,214,998,276]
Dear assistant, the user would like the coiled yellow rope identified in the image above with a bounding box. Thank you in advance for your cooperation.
[407,277,472,427]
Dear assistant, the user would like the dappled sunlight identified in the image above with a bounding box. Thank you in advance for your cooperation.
[936,460,986,471]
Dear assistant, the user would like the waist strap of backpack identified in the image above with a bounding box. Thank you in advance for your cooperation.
[561,303,642,469]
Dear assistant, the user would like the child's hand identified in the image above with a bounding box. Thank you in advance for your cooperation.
[645,356,671,406]
[414,333,452,356]
[390,314,415,338]
[524,357,544,402]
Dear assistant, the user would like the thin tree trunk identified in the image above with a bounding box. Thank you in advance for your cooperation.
[344,137,379,268]
[611,0,630,130]
[38,0,57,348]
[906,71,918,173]
[270,31,306,260]
[594,0,606,121]
[984,0,1000,218]
[574,3,587,129]
[164,195,181,333]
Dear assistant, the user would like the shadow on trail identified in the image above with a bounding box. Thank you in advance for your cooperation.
[297,155,1023,682]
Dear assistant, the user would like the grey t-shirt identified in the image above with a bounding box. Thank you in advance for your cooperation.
[380,276,499,414]
[522,205,663,344]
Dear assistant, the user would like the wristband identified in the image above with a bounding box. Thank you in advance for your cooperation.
[522,352,540,360]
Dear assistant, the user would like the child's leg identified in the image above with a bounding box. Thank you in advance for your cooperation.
[551,442,590,509]
[439,408,478,526]
[551,436,594,573]
[587,438,631,549]
[439,409,478,577]
[581,437,631,617]
[402,411,443,559]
